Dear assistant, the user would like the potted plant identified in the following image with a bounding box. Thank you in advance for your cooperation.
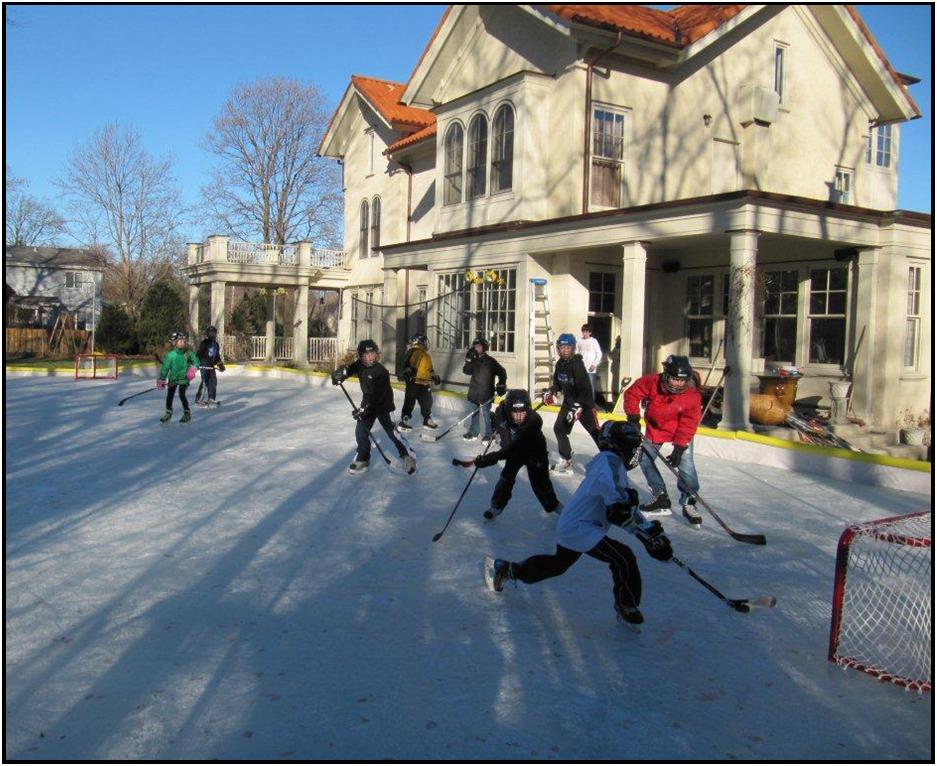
[897,409,927,446]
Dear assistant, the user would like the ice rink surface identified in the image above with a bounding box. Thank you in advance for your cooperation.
[5,374,932,760]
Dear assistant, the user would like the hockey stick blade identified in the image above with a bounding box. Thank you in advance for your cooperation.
[728,531,767,546]
[452,458,474,468]
[729,596,778,613]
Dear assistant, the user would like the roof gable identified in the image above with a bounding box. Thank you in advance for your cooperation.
[5,246,107,270]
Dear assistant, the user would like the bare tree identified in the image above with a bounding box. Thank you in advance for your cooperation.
[202,77,341,246]
[5,165,67,246]
[58,124,187,316]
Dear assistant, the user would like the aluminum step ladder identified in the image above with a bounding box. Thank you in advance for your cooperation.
[528,278,556,395]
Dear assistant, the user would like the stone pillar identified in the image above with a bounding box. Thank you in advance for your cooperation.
[619,241,648,386]
[186,243,200,266]
[381,269,399,372]
[297,242,311,268]
[210,281,226,340]
[189,284,200,336]
[265,291,276,362]
[294,283,309,365]
[207,235,229,264]
[721,230,759,432]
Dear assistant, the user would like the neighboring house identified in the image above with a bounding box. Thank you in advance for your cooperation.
[5,246,106,330]
[318,4,931,431]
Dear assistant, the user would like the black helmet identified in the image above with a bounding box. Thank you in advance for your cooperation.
[409,333,429,348]
[503,389,532,413]
[206,325,218,337]
[598,420,642,470]
[357,339,379,357]
[470,337,489,351]
[170,331,187,342]
[661,355,692,394]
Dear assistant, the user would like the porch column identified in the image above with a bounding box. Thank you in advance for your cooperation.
[619,241,647,386]
[210,281,226,341]
[294,283,309,365]
[381,269,398,373]
[872,244,911,428]
[265,290,276,362]
[849,248,879,423]
[722,230,759,432]
[188,284,200,336]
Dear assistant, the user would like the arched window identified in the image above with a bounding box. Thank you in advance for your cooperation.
[467,114,488,199]
[370,196,381,253]
[359,200,369,259]
[444,123,464,205]
[491,104,514,193]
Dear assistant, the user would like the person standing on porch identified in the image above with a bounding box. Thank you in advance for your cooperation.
[577,323,603,399]
[623,355,704,527]
[546,333,601,473]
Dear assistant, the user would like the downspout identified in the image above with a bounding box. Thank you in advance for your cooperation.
[582,31,623,214]
[398,161,414,347]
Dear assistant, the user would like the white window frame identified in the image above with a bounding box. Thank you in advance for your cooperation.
[805,266,850,371]
[760,269,799,363]
[589,103,629,209]
[65,271,82,288]
[350,291,359,344]
[366,129,376,176]
[684,274,716,363]
[490,102,515,195]
[466,112,488,201]
[434,268,518,353]
[370,196,381,255]
[359,200,370,259]
[866,124,895,169]
[904,264,923,370]
[443,122,465,206]
[833,166,853,204]
[774,42,789,106]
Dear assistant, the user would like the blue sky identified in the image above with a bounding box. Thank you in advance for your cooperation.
[5,3,932,246]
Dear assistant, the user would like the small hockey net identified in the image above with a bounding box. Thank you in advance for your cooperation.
[74,354,119,380]
[828,511,932,692]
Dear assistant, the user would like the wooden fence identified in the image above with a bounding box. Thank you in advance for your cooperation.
[5,328,90,356]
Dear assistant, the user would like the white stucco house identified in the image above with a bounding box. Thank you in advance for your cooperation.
[319,4,930,433]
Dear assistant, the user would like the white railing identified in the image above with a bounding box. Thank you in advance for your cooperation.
[274,337,294,359]
[310,248,346,269]
[251,336,267,360]
[309,337,339,362]
[228,241,297,266]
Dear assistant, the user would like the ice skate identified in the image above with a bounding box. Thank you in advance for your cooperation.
[483,505,504,521]
[462,432,478,441]
[422,417,438,430]
[180,411,191,423]
[546,502,563,515]
[160,409,172,423]
[402,455,417,475]
[483,556,513,592]
[348,459,370,474]
[640,493,672,516]
[616,605,644,632]
[480,433,497,446]
[551,458,573,474]
[682,501,703,528]
[397,416,413,432]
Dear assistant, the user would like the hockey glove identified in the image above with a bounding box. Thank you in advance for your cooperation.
[217,362,226,372]
[186,366,197,382]
[431,374,442,386]
[565,403,583,424]
[542,391,557,407]
[626,413,642,433]
[634,520,673,562]
[666,445,685,468]
[352,406,373,421]
[156,378,167,390]
[331,367,348,386]
[606,489,640,527]
[474,453,499,468]
[495,383,507,397]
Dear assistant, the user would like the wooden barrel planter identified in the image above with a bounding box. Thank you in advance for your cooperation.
[749,393,791,426]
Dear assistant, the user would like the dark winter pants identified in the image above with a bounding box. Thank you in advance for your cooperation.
[491,454,560,513]
[198,368,217,402]
[401,382,433,422]
[166,384,190,412]
[512,538,642,610]
[553,404,601,460]
[356,411,408,461]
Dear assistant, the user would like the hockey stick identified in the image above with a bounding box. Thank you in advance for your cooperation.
[701,339,724,389]
[451,396,548,468]
[671,555,776,612]
[432,438,498,543]
[337,382,392,467]
[642,437,767,545]
[117,386,159,406]
[420,398,495,442]
[701,365,730,420]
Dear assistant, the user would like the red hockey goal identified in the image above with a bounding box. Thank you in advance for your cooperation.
[74,354,119,380]
[828,511,932,692]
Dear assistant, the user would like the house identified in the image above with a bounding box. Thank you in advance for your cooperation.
[318,4,931,432]
[5,246,106,330]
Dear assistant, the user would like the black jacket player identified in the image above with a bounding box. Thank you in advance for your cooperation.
[332,339,416,475]
[472,389,561,519]
[545,333,601,473]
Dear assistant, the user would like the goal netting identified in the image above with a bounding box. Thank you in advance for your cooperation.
[74,354,119,380]
[828,511,932,692]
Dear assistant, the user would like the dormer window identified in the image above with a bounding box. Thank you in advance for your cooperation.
[467,114,488,199]
[491,104,514,193]
[866,124,893,168]
[444,123,464,205]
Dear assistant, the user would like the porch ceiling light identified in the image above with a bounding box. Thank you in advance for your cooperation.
[703,114,713,127]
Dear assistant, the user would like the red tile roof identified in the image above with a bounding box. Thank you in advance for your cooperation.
[385,123,437,155]
[351,75,435,129]
[546,4,746,47]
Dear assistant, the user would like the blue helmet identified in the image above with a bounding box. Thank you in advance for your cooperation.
[556,333,576,349]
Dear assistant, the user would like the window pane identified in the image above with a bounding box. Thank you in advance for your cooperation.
[764,317,797,361]
[687,318,712,358]
[810,292,826,314]
[467,115,488,199]
[781,294,797,315]
[765,294,780,315]
[491,105,514,193]
[904,318,919,368]
[591,161,620,207]
[809,318,845,364]
[444,125,464,205]
[781,271,797,291]
[828,292,846,315]
[828,267,847,290]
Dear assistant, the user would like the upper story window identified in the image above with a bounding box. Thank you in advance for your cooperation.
[65,271,82,288]
[774,44,787,104]
[467,114,488,200]
[866,124,893,168]
[366,129,376,175]
[370,196,381,253]
[358,200,369,259]
[444,123,464,205]
[591,106,626,208]
[904,264,923,370]
[833,167,853,204]
[491,104,514,194]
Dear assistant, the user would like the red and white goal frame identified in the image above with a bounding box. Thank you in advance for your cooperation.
[828,511,932,692]
[74,354,119,380]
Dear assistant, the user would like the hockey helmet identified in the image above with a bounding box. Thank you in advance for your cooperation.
[598,420,642,470]
[409,333,429,349]
[556,333,576,349]
[471,336,489,351]
[206,325,218,338]
[661,354,693,394]
[503,389,532,424]
[170,331,187,343]
[357,339,379,358]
